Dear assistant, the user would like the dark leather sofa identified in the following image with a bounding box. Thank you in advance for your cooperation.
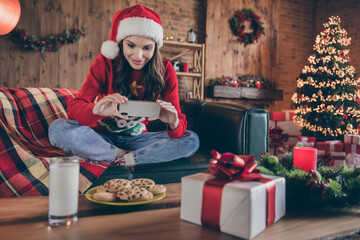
[90,98,269,187]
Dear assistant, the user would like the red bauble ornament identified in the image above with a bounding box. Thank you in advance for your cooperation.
[0,0,21,35]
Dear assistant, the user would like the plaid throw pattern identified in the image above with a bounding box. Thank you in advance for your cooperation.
[0,88,110,197]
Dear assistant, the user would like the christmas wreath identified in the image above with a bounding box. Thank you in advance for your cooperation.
[8,27,87,52]
[229,9,265,45]
[258,152,360,209]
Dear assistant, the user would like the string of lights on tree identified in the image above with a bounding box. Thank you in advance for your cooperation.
[291,16,360,141]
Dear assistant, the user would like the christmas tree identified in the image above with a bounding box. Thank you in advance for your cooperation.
[291,16,360,142]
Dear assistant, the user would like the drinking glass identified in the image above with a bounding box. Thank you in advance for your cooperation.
[48,157,80,226]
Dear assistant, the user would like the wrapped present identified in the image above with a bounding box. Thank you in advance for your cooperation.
[317,150,346,158]
[317,150,345,170]
[332,160,346,171]
[180,151,286,239]
[296,136,316,147]
[345,153,360,169]
[344,143,360,155]
[268,126,289,156]
[269,111,301,156]
[344,134,360,145]
[269,144,295,159]
[270,112,295,121]
[316,141,344,152]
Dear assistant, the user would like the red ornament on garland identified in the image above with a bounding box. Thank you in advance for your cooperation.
[0,0,21,35]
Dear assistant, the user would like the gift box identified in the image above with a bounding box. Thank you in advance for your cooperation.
[344,134,360,145]
[344,143,360,155]
[180,172,286,239]
[269,111,301,156]
[317,150,346,158]
[345,153,360,169]
[316,141,344,152]
[270,112,295,121]
[332,160,346,171]
[296,136,316,147]
[317,151,346,170]
[268,144,295,159]
[269,112,300,144]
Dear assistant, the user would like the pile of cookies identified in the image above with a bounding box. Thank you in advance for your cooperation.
[92,178,166,202]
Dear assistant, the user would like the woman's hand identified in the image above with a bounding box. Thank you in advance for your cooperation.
[93,93,128,119]
[153,100,179,130]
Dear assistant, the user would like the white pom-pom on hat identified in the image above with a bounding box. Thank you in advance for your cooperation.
[101,40,120,60]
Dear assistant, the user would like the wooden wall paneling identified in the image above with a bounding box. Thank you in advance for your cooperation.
[205,0,219,79]
[0,0,206,89]
[59,0,78,90]
[12,0,41,88]
[76,0,92,91]
[39,0,61,88]
[205,0,278,95]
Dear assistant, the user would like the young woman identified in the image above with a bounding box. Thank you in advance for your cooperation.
[48,4,199,166]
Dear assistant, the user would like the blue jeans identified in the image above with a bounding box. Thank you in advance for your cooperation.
[48,119,200,165]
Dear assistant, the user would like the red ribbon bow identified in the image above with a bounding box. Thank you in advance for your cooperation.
[269,126,289,148]
[207,150,259,180]
[319,151,335,166]
[201,150,276,230]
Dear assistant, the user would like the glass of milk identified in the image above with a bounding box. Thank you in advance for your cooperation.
[48,157,80,226]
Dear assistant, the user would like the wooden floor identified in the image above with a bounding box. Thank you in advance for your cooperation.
[0,183,359,240]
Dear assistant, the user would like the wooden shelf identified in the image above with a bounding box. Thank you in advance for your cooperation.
[162,40,205,100]
[163,40,203,49]
[207,85,283,100]
[175,72,202,77]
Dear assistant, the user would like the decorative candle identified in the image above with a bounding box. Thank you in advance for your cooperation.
[293,147,317,171]
[255,81,262,88]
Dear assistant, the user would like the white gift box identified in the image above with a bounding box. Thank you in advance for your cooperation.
[344,134,360,145]
[332,160,346,171]
[269,120,301,145]
[346,153,360,169]
[317,151,346,171]
[317,150,346,158]
[180,172,286,239]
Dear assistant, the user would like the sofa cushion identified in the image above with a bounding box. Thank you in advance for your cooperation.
[196,101,269,159]
[0,88,109,197]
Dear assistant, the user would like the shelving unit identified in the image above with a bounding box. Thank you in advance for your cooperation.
[162,40,205,99]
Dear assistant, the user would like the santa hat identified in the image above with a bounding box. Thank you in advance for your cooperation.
[101,4,163,60]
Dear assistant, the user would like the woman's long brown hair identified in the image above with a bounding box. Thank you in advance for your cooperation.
[112,40,165,100]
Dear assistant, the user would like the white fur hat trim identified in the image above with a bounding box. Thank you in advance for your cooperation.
[116,17,163,48]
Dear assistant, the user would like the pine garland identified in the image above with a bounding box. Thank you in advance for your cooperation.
[8,27,87,52]
[258,152,360,209]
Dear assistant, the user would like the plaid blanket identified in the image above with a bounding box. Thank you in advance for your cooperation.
[0,88,110,197]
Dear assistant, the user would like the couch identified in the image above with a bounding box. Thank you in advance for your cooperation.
[0,87,269,197]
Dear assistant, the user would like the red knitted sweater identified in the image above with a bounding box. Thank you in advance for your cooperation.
[67,54,187,138]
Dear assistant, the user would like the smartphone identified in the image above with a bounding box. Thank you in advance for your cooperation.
[117,100,161,118]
